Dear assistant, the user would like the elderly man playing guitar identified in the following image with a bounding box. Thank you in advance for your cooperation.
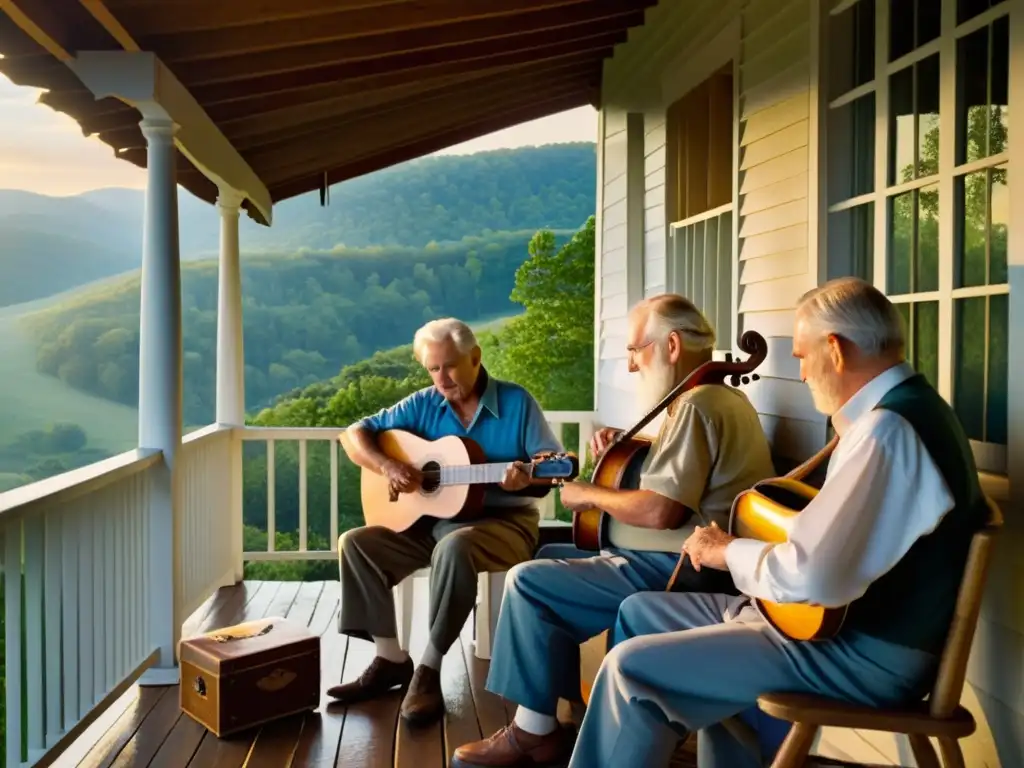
[330,317,564,727]
[452,293,776,767]
[551,278,991,768]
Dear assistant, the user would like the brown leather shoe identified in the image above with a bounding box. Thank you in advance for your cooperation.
[452,722,575,767]
[400,664,445,726]
[326,655,413,704]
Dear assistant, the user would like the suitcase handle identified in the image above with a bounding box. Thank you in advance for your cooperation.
[211,623,274,643]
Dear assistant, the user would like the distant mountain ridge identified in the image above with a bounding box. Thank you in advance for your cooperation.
[0,142,596,308]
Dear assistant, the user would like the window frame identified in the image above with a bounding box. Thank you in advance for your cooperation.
[820,0,1013,474]
[661,23,741,358]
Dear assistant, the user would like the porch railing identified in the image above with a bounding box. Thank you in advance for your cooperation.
[239,410,595,563]
[0,450,162,766]
[0,409,594,766]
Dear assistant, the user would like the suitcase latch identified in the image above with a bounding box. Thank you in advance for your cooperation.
[193,675,207,698]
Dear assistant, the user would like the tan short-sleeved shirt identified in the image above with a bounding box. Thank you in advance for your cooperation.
[606,383,776,552]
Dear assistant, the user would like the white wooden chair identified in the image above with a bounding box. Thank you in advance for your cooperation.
[393,567,508,659]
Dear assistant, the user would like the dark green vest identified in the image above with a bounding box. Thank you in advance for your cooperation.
[841,373,987,654]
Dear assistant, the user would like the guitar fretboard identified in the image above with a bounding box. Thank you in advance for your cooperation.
[437,462,519,486]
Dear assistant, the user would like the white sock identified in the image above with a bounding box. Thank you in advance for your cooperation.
[420,642,443,670]
[373,636,408,663]
[514,706,557,736]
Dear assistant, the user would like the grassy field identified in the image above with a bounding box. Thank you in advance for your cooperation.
[0,314,139,454]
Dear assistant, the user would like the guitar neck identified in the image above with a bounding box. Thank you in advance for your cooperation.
[438,462,518,486]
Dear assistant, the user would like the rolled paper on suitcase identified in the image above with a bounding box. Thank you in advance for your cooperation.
[178,616,321,737]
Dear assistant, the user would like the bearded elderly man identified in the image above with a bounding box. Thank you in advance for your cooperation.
[452,293,776,767]
[331,317,563,727]
[544,278,990,768]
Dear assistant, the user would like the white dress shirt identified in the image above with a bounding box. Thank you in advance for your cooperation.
[725,362,956,608]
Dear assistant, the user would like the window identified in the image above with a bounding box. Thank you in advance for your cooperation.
[823,0,1010,473]
[666,63,736,351]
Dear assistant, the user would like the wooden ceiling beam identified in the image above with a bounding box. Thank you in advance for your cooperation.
[78,0,138,51]
[0,0,119,59]
[162,0,644,74]
[233,67,597,156]
[243,79,595,181]
[189,30,622,105]
[265,91,593,202]
[221,58,599,145]
[203,48,604,121]
[115,0,596,40]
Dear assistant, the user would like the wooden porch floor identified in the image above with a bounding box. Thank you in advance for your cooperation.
[69,579,700,767]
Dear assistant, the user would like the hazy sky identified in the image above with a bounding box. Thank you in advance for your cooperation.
[0,73,598,197]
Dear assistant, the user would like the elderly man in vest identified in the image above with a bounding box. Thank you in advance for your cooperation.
[330,317,563,726]
[530,277,988,768]
[452,293,777,766]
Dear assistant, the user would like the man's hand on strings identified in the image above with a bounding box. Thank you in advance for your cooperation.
[589,427,622,459]
[682,521,735,571]
[500,461,532,491]
[381,459,423,494]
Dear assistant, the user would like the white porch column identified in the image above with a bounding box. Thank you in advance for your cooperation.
[137,117,183,686]
[216,190,246,425]
[216,190,247,581]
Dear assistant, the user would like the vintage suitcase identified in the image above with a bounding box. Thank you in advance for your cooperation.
[179,615,321,737]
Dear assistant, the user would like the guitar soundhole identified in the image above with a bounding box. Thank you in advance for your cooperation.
[420,461,441,494]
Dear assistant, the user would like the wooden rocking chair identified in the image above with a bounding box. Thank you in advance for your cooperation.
[756,495,1003,768]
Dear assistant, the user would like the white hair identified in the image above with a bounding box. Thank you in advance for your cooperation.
[636,293,717,352]
[412,317,479,362]
[797,277,905,357]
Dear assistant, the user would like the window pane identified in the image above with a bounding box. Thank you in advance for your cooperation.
[954,295,1008,445]
[829,94,876,202]
[957,0,1007,26]
[918,185,939,291]
[956,164,1008,287]
[895,301,939,389]
[890,67,915,184]
[957,18,1010,165]
[828,203,874,282]
[917,54,940,177]
[889,55,940,185]
[888,184,938,294]
[889,191,914,294]
[830,0,875,99]
[988,293,1008,445]
[954,297,986,438]
[891,0,941,61]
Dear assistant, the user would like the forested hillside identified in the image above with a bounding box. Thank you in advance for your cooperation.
[20,230,570,427]
[0,143,596,307]
[241,220,596,579]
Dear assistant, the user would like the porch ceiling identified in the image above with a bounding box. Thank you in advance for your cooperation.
[0,0,655,224]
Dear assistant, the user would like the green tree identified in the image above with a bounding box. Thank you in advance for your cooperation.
[486,217,595,411]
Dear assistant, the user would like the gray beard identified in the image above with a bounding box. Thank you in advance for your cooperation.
[636,363,677,414]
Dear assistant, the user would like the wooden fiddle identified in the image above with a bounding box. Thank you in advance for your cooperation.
[571,330,769,551]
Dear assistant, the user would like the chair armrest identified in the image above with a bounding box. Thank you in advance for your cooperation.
[757,693,976,738]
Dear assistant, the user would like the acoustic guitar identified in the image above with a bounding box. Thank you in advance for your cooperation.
[572,330,769,552]
[341,429,579,532]
[729,434,844,641]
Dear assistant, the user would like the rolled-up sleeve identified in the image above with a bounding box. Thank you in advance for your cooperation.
[638,403,712,514]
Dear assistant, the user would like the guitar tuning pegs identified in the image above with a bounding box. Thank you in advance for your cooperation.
[725,353,734,363]
[752,373,760,381]
[741,375,750,384]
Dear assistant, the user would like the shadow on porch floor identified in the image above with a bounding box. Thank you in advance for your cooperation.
[64,579,883,768]
[61,578,695,768]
